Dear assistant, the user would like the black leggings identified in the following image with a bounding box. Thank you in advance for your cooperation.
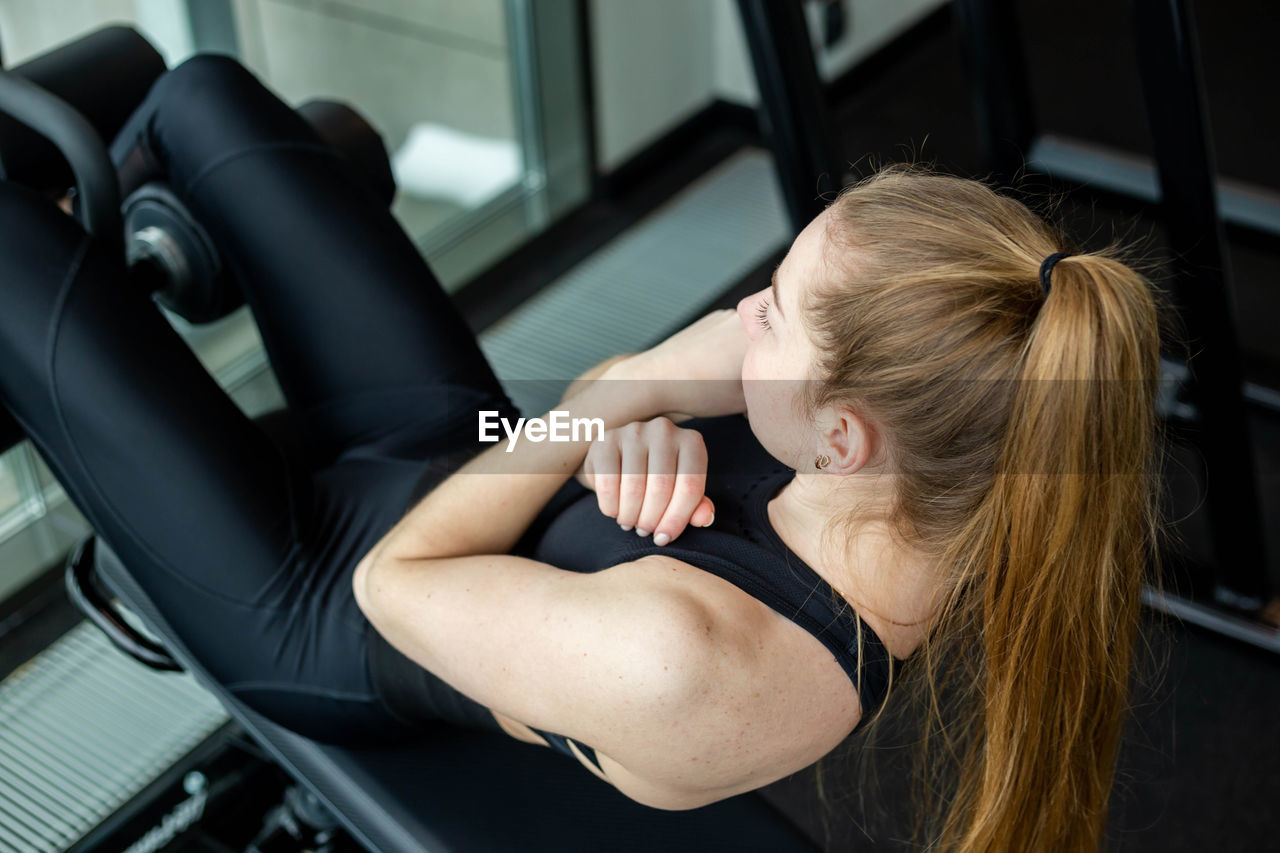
[0,56,518,745]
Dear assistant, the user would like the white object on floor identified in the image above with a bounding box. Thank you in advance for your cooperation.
[390,123,522,208]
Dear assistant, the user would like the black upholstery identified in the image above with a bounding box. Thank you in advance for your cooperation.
[93,538,817,852]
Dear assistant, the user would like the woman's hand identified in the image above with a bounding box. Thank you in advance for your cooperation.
[577,417,715,545]
[605,309,748,420]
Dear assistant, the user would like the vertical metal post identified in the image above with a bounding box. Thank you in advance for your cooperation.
[183,0,240,56]
[506,0,551,226]
[952,0,1037,184]
[735,0,841,233]
[506,0,592,226]
[0,21,20,461]
[1133,0,1268,603]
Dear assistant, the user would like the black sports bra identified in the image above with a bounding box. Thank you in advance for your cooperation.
[516,414,902,771]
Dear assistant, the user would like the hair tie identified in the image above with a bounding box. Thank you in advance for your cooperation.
[1039,252,1071,296]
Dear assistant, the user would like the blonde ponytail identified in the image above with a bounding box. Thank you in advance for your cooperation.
[946,252,1159,850]
[808,167,1161,851]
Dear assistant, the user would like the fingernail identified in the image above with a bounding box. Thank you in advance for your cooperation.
[654,533,671,546]
[636,528,650,537]
[619,523,632,531]
[701,513,715,527]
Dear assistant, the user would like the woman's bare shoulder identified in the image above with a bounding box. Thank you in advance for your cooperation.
[578,553,864,807]
[483,553,862,808]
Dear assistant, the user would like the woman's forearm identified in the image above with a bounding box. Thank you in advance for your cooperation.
[558,353,637,405]
[368,368,665,564]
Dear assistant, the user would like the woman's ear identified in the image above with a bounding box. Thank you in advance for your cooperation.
[818,405,878,474]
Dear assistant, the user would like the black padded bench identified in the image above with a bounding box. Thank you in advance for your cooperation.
[88,535,817,852]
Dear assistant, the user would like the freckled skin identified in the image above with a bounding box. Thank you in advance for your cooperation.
[480,214,883,807]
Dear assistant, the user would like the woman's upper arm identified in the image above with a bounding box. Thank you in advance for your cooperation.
[355,551,861,807]
[355,551,713,745]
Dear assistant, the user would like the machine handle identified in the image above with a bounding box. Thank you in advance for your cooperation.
[0,71,122,240]
[65,536,183,673]
[0,26,167,192]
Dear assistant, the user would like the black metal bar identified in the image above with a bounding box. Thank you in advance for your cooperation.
[0,70,122,242]
[184,0,241,56]
[952,0,1037,184]
[1027,134,1280,240]
[1132,0,1269,603]
[735,0,841,232]
[1142,585,1280,654]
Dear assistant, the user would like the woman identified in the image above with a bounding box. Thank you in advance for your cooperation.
[0,55,1160,851]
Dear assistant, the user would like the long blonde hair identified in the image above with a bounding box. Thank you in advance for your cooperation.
[804,166,1161,851]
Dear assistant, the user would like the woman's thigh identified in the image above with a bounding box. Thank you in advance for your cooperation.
[0,180,299,608]
[218,454,432,744]
[0,179,410,743]
[110,55,518,467]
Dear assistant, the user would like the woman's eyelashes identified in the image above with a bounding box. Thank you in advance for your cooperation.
[754,296,772,331]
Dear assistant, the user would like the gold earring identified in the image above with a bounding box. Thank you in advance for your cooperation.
[814,454,830,470]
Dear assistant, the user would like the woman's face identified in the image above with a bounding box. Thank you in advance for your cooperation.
[736,210,829,468]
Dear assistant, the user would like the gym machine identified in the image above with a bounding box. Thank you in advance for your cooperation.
[952,0,1278,650]
[735,0,843,230]
[736,0,1278,652]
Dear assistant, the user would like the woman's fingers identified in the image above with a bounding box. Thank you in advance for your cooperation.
[588,418,713,544]
[650,430,710,545]
[633,431,678,537]
[615,425,648,530]
[587,439,622,518]
[688,495,715,529]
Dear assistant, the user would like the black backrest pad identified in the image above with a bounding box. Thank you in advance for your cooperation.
[93,540,816,852]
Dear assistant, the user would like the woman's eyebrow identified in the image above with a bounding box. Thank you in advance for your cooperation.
[771,266,785,320]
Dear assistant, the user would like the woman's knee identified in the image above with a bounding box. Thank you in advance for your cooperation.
[155,54,258,112]
[138,55,319,192]
[148,55,266,146]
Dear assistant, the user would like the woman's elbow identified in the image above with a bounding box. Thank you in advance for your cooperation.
[352,552,382,620]
[608,775,734,812]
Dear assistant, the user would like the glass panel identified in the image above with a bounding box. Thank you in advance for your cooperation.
[0,443,59,601]
[0,448,21,520]
[230,0,541,290]
[30,444,62,497]
[0,443,40,540]
[0,2,199,66]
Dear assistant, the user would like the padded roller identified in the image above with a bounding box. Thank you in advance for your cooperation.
[0,26,166,192]
[297,99,397,207]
